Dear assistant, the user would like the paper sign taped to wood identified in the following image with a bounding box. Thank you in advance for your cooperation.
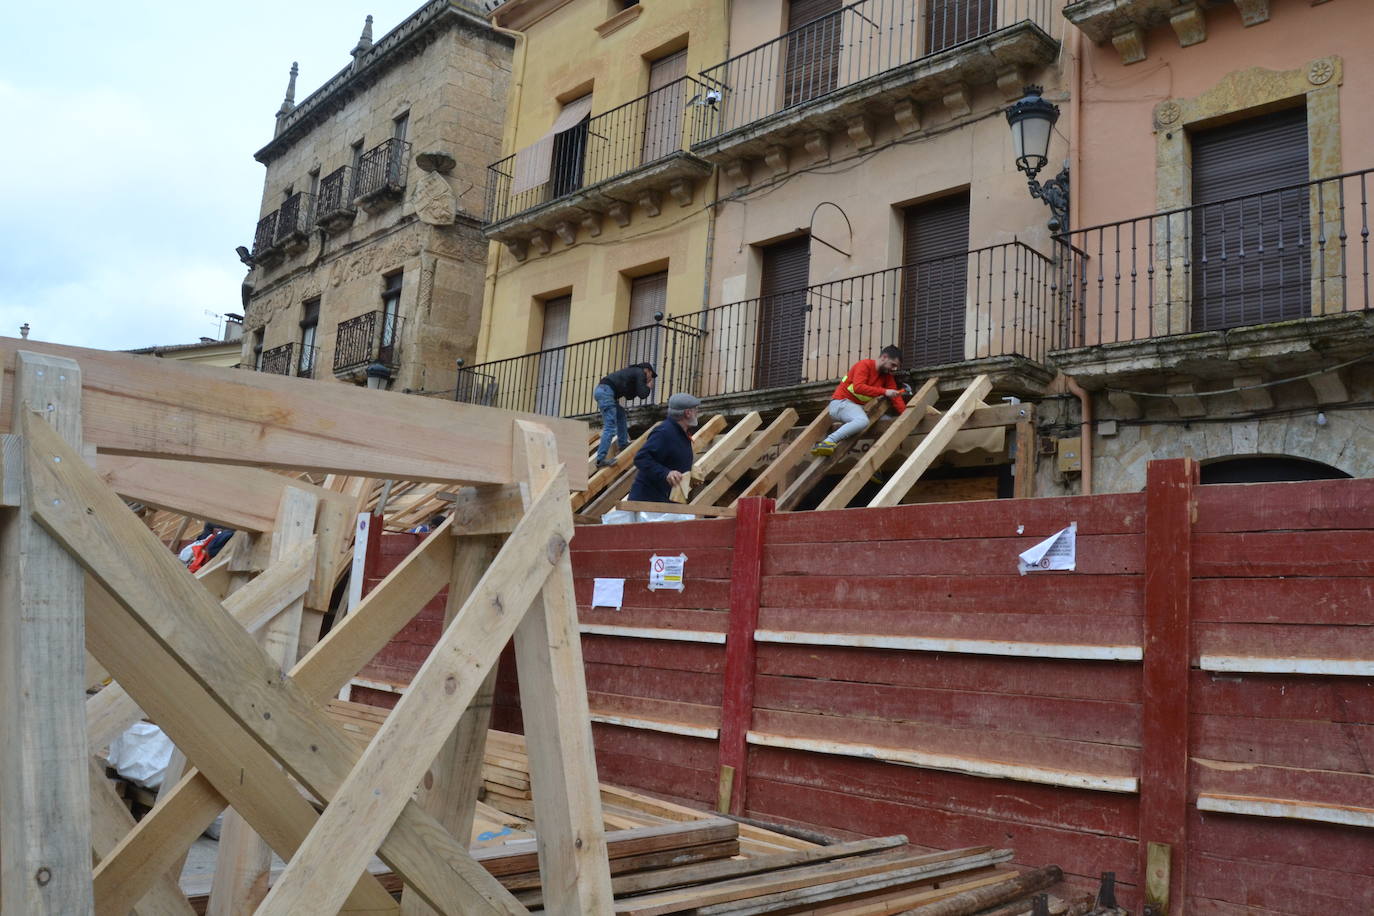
[648,554,686,591]
[591,577,625,610]
[1017,522,1076,575]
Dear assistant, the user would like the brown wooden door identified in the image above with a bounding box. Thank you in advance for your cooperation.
[755,235,811,389]
[642,50,688,165]
[925,0,997,53]
[1191,106,1309,331]
[901,192,970,368]
[783,0,842,108]
[625,272,667,401]
[535,295,571,415]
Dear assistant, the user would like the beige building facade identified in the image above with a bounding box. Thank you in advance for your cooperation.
[241,1,513,394]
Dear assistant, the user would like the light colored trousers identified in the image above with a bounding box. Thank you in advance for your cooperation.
[828,398,870,443]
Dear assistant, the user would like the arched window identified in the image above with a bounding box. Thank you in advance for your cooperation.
[1200,456,1350,485]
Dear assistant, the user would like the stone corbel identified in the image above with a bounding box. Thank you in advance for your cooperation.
[1106,390,1141,420]
[995,69,1027,102]
[1233,0,1270,26]
[668,178,694,207]
[846,114,875,149]
[1167,380,1205,418]
[638,189,661,218]
[1233,375,1273,411]
[580,210,603,238]
[553,220,577,247]
[1169,4,1206,47]
[941,85,972,118]
[529,230,552,256]
[764,145,789,176]
[504,238,528,262]
[1112,25,1147,65]
[723,158,751,186]
[607,200,632,228]
[804,131,830,160]
[892,99,921,136]
[1308,368,1348,404]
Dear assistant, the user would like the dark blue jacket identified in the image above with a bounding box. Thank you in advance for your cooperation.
[628,419,694,503]
[598,364,654,401]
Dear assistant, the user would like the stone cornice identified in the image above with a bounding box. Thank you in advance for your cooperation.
[490,0,576,31]
[254,1,511,165]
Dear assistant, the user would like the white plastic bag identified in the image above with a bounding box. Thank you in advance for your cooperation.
[106,722,175,789]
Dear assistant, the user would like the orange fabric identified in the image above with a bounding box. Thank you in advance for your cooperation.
[831,359,906,413]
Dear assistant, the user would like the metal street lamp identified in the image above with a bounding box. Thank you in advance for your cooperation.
[365,361,392,391]
[1006,85,1070,232]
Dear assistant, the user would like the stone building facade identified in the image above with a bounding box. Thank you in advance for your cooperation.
[240,1,513,394]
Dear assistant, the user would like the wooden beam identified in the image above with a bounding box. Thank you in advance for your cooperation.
[616,501,737,518]
[691,409,797,509]
[0,336,588,488]
[693,412,763,481]
[817,380,939,511]
[734,408,834,504]
[777,400,890,512]
[1013,409,1038,499]
[87,757,195,916]
[868,375,992,508]
[580,468,638,518]
[0,352,93,915]
[446,485,527,536]
[508,420,613,916]
[691,415,729,453]
[572,425,653,511]
[719,498,773,816]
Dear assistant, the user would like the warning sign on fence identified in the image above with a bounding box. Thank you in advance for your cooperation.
[1017,523,1077,575]
[648,554,686,591]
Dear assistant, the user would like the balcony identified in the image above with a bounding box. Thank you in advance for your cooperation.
[353,138,411,214]
[456,240,1058,418]
[1063,0,1271,65]
[297,344,320,380]
[316,165,357,234]
[259,343,295,376]
[1050,168,1374,395]
[691,0,1059,168]
[251,210,282,267]
[274,191,315,255]
[333,311,404,380]
[483,76,714,255]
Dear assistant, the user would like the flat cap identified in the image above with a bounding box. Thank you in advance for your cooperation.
[667,393,702,411]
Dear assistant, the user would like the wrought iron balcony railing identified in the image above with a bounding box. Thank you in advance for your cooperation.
[456,241,1056,416]
[297,344,320,379]
[274,192,315,245]
[252,210,279,256]
[354,138,412,201]
[259,343,295,376]
[485,76,711,225]
[1056,167,1372,348]
[316,165,357,230]
[693,0,1057,145]
[333,311,404,374]
[455,320,703,418]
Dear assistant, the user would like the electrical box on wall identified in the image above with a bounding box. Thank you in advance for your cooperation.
[1057,437,1082,473]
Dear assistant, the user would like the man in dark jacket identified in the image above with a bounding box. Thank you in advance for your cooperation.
[628,393,701,504]
[593,362,656,467]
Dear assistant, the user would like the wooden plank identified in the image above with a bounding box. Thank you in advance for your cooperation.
[1139,458,1196,914]
[753,629,1141,661]
[817,380,940,511]
[0,352,93,916]
[691,410,797,509]
[691,415,729,453]
[582,468,639,518]
[208,486,318,916]
[87,757,194,916]
[868,375,992,508]
[509,419,615,916]
[694,413,763,481]
[719,497,772,816]
[250,451,579,914]
[734,408,834,504]
[617,500,738,517]
[573,425,654,511]
[1013,410,1037,500]
[0,336,588,487]
[24,415,529,916]
[777,400,890,512]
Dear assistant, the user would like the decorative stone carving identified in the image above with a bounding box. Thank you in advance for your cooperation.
[415,150,456,173]
[723,158,751,186]
[529,230,552,255]
[1308,369,1348,404]
[1154,100,1181,129]
[505,238,528,261]
[1169,4,1206,47]
[668,179,694,207]
[411,170,456,226]
[845,115,874,149]
[1232,375,1273,411]
[1308,57,1336,86]
[995,69,1026,102]
[804,131,830,160]
[1105,390,1141,420]
[1111,25,1146,65]
[580,211,603,238]
[892,99,921,136]
[1232,0,1269,26]
[764,145,789,175]
[1167,380,1205,418]
[553,220,577,246]
[941,85,971,118]
[638,190,662,218]
[607,200,632,228]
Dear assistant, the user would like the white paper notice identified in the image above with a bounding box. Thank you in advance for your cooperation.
[648,554,686,591]
[1017,522,1077,575]
[592,577,625,610]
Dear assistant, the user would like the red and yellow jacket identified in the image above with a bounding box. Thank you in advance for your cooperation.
[832,359,906,413]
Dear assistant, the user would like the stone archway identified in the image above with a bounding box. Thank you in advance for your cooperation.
[1199,455,1351,484]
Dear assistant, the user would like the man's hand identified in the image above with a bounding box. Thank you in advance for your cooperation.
[666,470,685,486]
[885,389,902,399]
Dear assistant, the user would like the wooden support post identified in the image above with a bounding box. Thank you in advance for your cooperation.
[1,351,94,915]
[690,410,797,510]
[816,380,939,511]
[868,375,992,508]
[208,486,319,916]
[1013,409,1038,499]
[1140,458,1197,914]
[87,757,194,916]
[718,497,773,816]
[777,400,890,512]
[693,412,763,481]
[735,408,832,504]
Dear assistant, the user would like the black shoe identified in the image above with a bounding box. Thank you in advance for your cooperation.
[595,458,616,468]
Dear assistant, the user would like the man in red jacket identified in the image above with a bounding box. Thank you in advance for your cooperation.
[811,345,908,456]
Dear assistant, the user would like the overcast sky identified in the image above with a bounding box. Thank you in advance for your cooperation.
[1,0,423,351]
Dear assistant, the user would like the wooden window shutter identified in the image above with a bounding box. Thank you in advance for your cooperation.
[756,235,812,389]
[783,0,842,108]
[901,192,971,368]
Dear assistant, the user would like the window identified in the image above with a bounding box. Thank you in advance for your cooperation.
[783,0,842,108]
[307,168,320,200]
[642,49,688,164]
[756,236,811,389]
[350,139,365,174]
[282,185,294,201]
[380,272,402,363]
[251,328,265,370]
[901,192,970,368]
[535,294,572,416]
[625,271,667,398]
[392,112,409,142]
[298,299,320,378]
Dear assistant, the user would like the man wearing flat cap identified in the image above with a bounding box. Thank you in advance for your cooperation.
[628,393,701,504]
